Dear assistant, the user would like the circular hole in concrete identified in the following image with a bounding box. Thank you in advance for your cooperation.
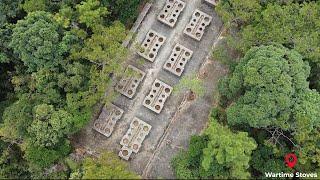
[195,12,200,17]
[144,43,148,47]
[166,63,171,68]
[152,48,156,51]
[179,63,183,66]
[122,150,129,156]
[149,53,154,58]
[149,32,154,37]
[105,128,110,134]
[115,110,121,115]
[178,3,183,8]
[158,37,164,42]
[204,17,210,22]
[191,23,194,26]
[132,84,136,88]
[173,53,177,56]
[147,39,150,42]
[155,105,161,110]
[162,94,166,98]
[173,14,176,17]
[169,19,174,23]
[186,28,191,32]
[133,144,139,150]
[171,58,174,61]
[155,43,159,47]
[165,88,171,93]
[155,82,160,87]
[167,5,171,8]
[164,10,168,13]
[145,99,151,105]
[160,14,165,19]
[185,52,191,56]
[150,95,154,98]
[176,68,181,73]
[202,23,206,26]
[199,27,203,31]
[193,19,196,22]
[143,126,149,132]
[196,33,201,38]
[159,99,163,103]
[134,80,138,83]
[123,138,129,144]
[182,58,186,61]
[128,90,133,95]
[153,90,157,93]
[94,122,101,128]
[176,46,181,51]
[169,0,174,2]
[133,120,139,126]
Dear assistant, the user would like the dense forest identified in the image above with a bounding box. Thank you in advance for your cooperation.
[0,0,143,178]
[171,0,320,179]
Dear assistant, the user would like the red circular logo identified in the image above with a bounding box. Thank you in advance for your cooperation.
[284,153,298,168]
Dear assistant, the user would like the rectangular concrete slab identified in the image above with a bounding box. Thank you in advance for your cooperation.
[163,43,193,76]
[143,79,173,114]
[115,65,146,99]
[119,118,152,160]
[183,9,212,41]
[204,0,219,6]
[137,30,166,62]
[93,104,124,137]
[157,0,186,27]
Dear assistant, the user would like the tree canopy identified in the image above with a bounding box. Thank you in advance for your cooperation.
[0,0,142,178]
[171,118,257,179]
[216,0,320,90]
[220,45,311,129]
[10,11,67,72]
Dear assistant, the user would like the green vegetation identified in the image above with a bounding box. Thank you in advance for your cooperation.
[172,118,256,179]
[174,74,205,98]
[215,0,320,90]
[0,0,143,178]
[80,152,140,179]
[64,152,140,179]
[172,1,320,178]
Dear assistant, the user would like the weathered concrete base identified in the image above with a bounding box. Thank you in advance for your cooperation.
[163,43,193,76]
[184,9,212,41]
[92,104,124,137]
[157,0,186,27]
[119,118,152,160]
[137,30,167,62]
[143,79,173,114]
[115,65,146,99]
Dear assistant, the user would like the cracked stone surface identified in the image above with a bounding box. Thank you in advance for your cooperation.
[72,0,225,178]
